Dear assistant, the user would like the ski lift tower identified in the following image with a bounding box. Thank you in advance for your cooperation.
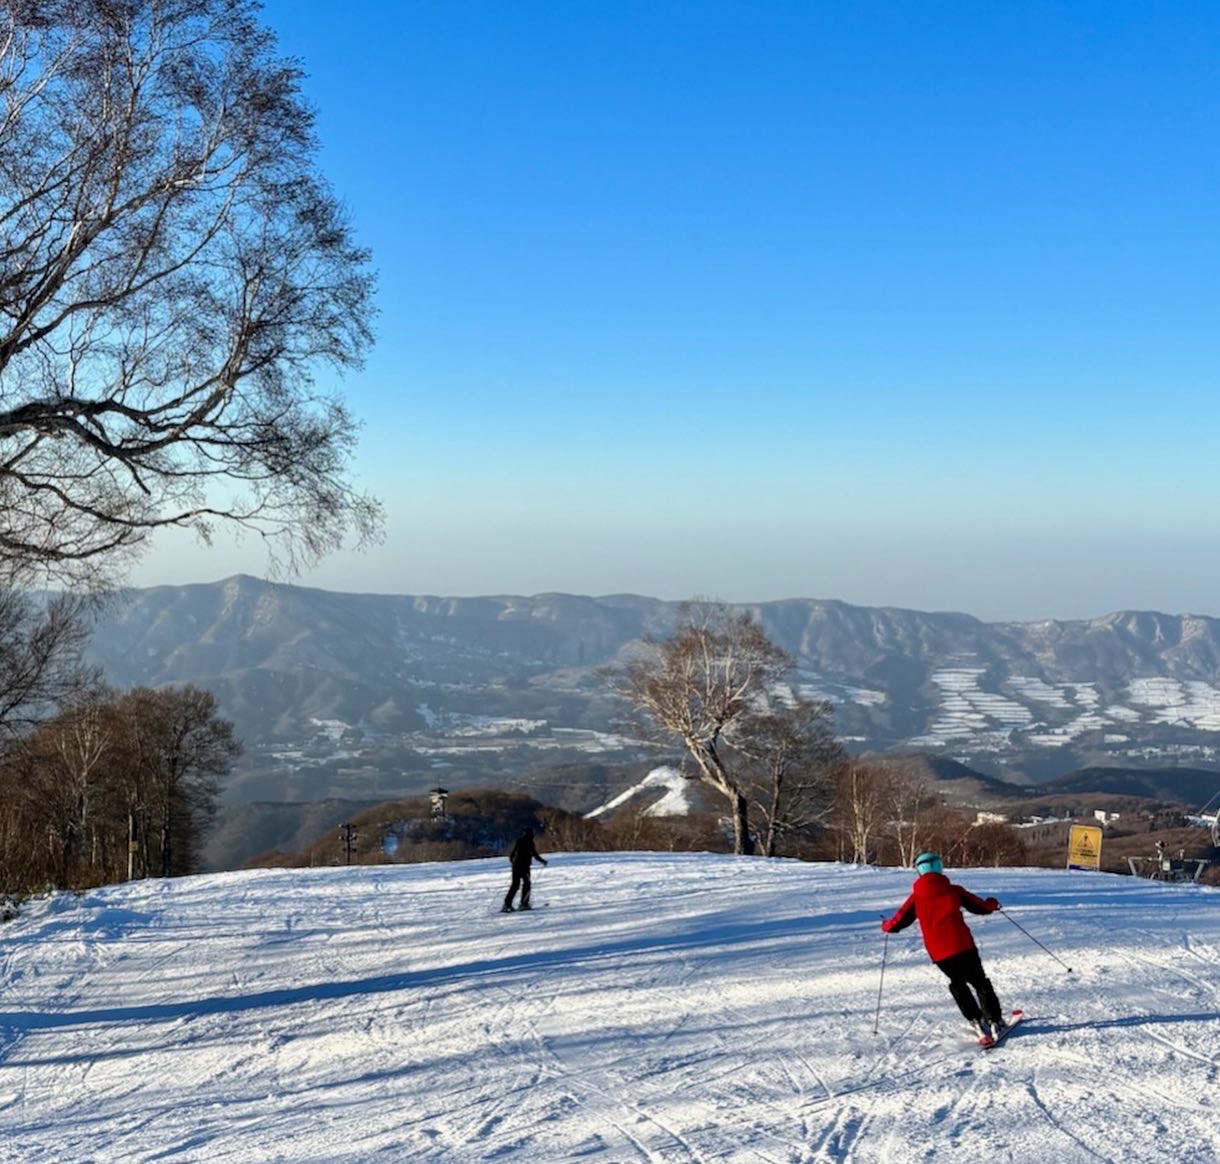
[1127,840,1211,883]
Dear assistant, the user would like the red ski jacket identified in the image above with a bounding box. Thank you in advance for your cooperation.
[882,872,998,963]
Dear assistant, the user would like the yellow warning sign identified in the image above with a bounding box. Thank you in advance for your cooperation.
[1067,824,1103,871]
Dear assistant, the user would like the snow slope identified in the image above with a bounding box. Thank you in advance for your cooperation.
[1,855,1217,1163]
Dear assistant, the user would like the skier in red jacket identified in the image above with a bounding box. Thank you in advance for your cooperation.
[881,851,1007,1043]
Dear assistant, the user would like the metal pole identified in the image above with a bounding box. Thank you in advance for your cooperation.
[998,908,1073,973]
[873,928,890,1035]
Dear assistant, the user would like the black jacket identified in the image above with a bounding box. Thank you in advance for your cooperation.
[509,833,546,870]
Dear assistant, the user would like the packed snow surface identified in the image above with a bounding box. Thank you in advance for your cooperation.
[1,855,1218,1162]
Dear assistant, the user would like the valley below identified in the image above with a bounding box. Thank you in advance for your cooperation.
[81,577,1220,866]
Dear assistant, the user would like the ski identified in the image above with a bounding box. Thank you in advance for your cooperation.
[980,1009,1025,1050]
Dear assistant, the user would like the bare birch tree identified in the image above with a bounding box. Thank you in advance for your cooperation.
[608,601,793,854]
[49,691,118,870]
[883,757,942,868]
[0,1,380,592]
[831,758,892,865]
[6,686,123,885]
[0,682,237,887]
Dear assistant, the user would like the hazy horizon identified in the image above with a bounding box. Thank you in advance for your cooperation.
[124,549,1220,624]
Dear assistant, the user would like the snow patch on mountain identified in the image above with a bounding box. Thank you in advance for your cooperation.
[1128,677,1220,730]
[908,665,1220,754]
[585,764,693,818]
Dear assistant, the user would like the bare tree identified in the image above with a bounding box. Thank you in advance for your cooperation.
[739,695,844,857]
[0,1,380,591]
[0,742,51,889]
[0,587,96,738]
[0,682,237,888]
[609,601,793,854]
[536,806,609,853]
[883,757,944,868]
[118,684,239,877]
[954,820,1027,868]
[831,758,892,865]
[4,686,124,886]
[48,689,118,870]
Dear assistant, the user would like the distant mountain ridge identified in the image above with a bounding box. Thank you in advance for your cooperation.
[85,577,1220,809]
[1044,766,1220,804]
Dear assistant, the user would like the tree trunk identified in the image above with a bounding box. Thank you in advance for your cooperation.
[692,742,754,855]
[731,790,753,855]
[161,801,173,878]
[763,773,783,857]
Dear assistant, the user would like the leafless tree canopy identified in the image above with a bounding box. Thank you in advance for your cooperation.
[0,587,96,737]
[609,600,817,854]
[0,681,238,888]
[0,0,380,589]
[738,694,844,857]
[831,758,892,865]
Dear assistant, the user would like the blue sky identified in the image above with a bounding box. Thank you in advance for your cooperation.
[133,1,1220,620]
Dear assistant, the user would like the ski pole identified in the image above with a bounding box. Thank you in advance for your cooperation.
[998,908,1073,973]
[873,925,889,1035]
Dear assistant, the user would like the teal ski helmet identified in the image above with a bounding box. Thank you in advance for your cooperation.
[914,851,943,875]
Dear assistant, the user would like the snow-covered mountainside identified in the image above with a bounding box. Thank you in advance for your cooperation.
[2,855,1217,1162]
[85,579,1220,806]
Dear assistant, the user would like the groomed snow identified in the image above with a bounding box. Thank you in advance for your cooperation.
[1,855,1218,1162]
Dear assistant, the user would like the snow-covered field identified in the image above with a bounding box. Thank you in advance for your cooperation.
[1,855,1217,1162]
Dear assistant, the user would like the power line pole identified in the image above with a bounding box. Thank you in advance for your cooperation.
[339,822,357,865]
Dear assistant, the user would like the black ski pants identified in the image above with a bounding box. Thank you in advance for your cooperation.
[934,947,1001,1025]
[504,865,532,909]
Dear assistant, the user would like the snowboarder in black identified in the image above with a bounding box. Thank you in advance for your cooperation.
[502,827,547,912]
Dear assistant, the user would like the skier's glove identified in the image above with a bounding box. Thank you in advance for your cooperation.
[880,918,894,933]
[984,897,1000,912]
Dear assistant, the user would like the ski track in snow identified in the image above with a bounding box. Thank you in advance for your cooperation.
[0,856,1217,1162]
